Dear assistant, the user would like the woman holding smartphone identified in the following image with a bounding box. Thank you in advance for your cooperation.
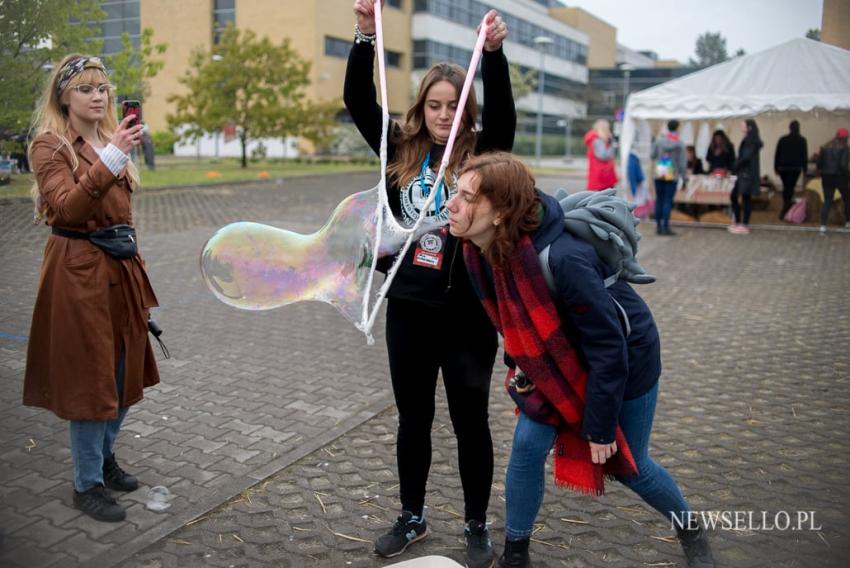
[23,54,160,523]
[344,2,515,566]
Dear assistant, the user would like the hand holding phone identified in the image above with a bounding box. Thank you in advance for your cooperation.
[122,100,142,127]
[111,102,144,154]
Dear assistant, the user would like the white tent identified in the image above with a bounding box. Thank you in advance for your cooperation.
[620,38,850,186]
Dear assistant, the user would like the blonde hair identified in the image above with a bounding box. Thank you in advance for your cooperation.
[387,62,478,186]
[29,53,139,221]
[593,119,612,142]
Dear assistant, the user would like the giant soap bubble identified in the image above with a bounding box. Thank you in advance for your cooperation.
[200,187,422,326]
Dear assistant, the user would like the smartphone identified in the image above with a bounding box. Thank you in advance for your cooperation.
[122,100,142,127]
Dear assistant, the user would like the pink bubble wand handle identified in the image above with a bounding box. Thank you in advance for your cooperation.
[440,17,488,174]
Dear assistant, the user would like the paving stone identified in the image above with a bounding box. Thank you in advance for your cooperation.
[3,175,849,567]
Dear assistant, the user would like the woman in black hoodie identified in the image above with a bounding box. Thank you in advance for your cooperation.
[774,120,808,219]
[344,2,516,565]
[728,119,763,234]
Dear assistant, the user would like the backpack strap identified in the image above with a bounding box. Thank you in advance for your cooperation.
[538,244,556,296]
[538,243,631,337]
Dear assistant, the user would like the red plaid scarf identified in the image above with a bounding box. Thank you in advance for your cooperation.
[464,235,637,494]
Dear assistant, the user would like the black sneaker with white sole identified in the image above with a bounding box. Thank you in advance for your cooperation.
[373,511,428,558]
[465,519,495,568]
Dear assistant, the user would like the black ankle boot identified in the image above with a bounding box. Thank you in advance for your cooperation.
[676,526,715,568]
[103,453,139,492]
[73,485,126,522]
[498,537,532,568]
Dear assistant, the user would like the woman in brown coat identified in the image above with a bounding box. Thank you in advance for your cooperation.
[24,54,160,522]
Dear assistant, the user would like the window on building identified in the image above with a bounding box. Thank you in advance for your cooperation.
[325,36,350,59]
[213,0,236,44]
[92,0,141,57]
[386,0,402,8]
[327,36,402,68]
[412,0,588,65]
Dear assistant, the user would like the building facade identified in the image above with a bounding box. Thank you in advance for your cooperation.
[92,0,590,154]
[411,0,589,145]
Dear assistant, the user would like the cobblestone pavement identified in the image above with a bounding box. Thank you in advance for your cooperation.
[1,173,849,567]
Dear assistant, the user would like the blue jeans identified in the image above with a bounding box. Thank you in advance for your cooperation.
[654,179,677,231]
[69,352,128,492]
[504,382,690,540]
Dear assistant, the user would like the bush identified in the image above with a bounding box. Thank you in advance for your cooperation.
[150,130,178,155]
[321,123,376,159]
[512,133,585,157]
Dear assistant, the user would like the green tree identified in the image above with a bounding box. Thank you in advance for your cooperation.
[806,28,821,41]
[689,31,734,67]
[509,63,537,100]
[167,25,337,168]
[0,0,105,135]
[104,28,167,102]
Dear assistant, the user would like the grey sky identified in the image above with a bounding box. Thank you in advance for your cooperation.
[561,0,823,63]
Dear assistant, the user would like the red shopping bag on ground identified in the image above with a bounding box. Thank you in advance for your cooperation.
[784,199,807,224]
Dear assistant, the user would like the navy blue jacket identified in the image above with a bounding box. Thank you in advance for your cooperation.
[484,192,661,444]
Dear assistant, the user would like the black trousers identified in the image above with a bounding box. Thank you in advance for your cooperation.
[779,170,801,218]
[386,297,498,522]
[730,185,752,225]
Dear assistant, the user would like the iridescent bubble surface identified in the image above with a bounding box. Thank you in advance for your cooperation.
[200,187,415,326]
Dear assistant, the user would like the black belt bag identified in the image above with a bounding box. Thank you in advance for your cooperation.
[52,224,137,259]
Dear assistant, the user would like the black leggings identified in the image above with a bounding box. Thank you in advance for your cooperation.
[730,185,752,225]
[779,170,801,218]
[386,298,498,523]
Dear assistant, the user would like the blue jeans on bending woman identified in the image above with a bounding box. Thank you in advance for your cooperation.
[504,381,690,540]
[69,352,128,492]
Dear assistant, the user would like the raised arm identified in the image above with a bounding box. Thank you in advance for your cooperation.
[344,0,388,156]
[477,10,516,153]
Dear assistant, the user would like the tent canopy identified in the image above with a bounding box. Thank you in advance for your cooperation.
[620,38,850,181]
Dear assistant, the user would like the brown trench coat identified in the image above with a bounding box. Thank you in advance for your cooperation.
[23,129,160,421]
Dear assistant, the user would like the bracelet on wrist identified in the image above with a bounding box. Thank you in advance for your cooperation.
[354,23,376,46]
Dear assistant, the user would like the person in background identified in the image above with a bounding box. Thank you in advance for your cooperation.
[584,119,618,191]
[140,122,156,171]
[651,120,687,236]
[705,130,735,175]
[816,128,850,235]
[686,145,705,175]
[728,119,763,235]
[345,2,515,565]
[446,151,715,568]
[774,120,808,220]
[23,54,159,523]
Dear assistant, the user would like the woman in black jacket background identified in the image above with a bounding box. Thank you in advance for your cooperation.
[705,129,735,174]
[728,119,763,234]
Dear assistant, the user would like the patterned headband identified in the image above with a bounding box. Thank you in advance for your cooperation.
[55,56,107,97]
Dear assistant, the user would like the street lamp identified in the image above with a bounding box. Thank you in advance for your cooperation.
[557,116,573,163]
[533,35,553,167]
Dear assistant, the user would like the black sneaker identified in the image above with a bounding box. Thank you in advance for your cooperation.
[373,511,428,558]
[73,485,126,522]
[465,520,495,568]
[103,453,139,492]
[676,526,715,568]
[498,537,532,568]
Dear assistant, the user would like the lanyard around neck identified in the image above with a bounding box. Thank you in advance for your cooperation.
[420,151,444,217]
